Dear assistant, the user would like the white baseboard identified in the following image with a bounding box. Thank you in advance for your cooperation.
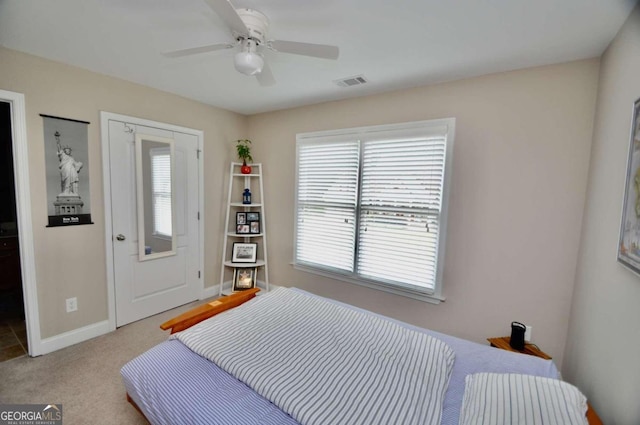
[201,284,220,300]
[37,320,111,356]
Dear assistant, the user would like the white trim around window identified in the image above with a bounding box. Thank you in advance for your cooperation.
[293,119,455,303]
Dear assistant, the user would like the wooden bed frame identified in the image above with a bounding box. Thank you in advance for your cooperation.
[127,287,603,425]
[159,288,260,334]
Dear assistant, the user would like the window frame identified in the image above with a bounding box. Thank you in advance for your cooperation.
[293,119,455,303]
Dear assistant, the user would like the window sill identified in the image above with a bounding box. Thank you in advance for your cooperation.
[292,262,445,305]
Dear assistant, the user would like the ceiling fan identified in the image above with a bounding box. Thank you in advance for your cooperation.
[162,0,340,86]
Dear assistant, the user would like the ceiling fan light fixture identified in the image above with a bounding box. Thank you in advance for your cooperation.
[162,2,340,86]
[234,50,264,75]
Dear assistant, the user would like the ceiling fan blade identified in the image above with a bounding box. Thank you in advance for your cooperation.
[256,61,276,86]
[203,0,249,36]
[268,40,339,60]
[162,43,234,58]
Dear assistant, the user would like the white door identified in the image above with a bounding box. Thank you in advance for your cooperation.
[106,119,201,326]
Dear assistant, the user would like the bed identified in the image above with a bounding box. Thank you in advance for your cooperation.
[121,287,601,425]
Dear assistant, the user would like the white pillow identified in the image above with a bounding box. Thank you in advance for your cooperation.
[459,373,588,425]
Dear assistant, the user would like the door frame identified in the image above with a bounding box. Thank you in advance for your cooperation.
[0,89,41,355]
[100,112,204,330]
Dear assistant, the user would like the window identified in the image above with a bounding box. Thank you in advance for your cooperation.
[294,119,455,302]
[150,148,172,237]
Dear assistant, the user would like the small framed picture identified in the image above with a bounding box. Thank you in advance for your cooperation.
[246,212,260,222]
[233,267,257,291]
[250,221,260,234]
[231,242,257,263]
[236,212,246,225]
[236,224,250,234]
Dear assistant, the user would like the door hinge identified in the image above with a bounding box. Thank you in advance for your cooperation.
[197,212,200,220]
[197,149,201,159]
[198,271,201,278]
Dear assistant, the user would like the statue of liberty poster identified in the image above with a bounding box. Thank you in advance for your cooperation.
[618,98,640,274]
[41,114,93,226]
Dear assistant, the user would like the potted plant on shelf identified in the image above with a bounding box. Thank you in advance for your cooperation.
[236,139,253,174]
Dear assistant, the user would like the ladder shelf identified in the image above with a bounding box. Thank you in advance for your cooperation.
[219,162,269,296]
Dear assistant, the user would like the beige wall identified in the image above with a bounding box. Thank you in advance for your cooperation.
[0,47,246,338]
[563,5,640,424]
[249,59,600,368]
[0,42,613,406]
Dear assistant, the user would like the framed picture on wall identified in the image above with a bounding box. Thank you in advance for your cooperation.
[618,97,640,274]
[41,114,94,227]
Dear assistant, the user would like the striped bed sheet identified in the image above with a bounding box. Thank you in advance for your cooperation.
[121,288,559,425]
[173,287,455,425]
[121,340,298,425]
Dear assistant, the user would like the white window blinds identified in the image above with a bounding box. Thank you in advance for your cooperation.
[296,141,359,272]
[295,119,454,300]
[151,150,172,237]
[358,138,445,291]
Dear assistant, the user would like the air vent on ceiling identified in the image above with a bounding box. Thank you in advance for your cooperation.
[334,75,368,87]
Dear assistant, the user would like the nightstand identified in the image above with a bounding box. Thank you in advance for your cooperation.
[487,336,552,360]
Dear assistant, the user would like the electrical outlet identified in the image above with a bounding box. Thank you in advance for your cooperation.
[525,325,532,342]
[66,297,77,313]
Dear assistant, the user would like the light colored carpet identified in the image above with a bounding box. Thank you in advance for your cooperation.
[0,298,213,425]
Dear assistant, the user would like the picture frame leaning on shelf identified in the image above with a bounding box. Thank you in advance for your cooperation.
[233,267,257,291]
[232,242,257,263]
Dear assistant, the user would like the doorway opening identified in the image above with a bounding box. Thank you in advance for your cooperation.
[0,100,27,361]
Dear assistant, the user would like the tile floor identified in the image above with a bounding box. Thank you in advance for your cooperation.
[0,318,27,362]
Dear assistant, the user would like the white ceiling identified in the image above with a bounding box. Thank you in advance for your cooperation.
[0,0,636,115]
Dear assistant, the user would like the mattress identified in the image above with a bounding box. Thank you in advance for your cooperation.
[121,289,559,425]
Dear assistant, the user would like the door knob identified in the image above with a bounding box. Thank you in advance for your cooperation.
[116,234,126,241]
